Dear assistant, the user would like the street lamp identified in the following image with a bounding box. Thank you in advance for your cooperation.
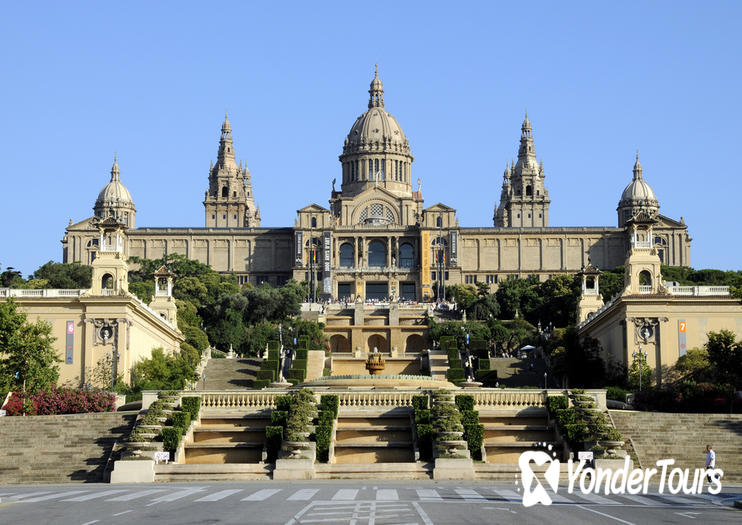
[632,345,649,392]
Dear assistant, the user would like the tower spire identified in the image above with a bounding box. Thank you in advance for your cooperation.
[368,66,384,108]
[111,153,120,181]
[633,150,643,180]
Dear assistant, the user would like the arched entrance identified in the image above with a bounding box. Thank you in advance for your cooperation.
[367,334,388,354]
[329,334,351,353]
[405,334,426,353]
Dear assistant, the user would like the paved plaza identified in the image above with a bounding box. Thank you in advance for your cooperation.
[0,480,740,525]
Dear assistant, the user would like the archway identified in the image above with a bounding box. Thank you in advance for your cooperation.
[329,334,351,353]
[367,334,388,354]
[368,240,386,267]
[405,334,426,353]
[101,273,113,290]
[639,270,652,286]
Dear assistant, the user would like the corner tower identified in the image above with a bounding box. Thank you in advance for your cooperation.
[338,67,414,199]
[617,153,659,227]
[494,113,550,227]
[204,113,260,228]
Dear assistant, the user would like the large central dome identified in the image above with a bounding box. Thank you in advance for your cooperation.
[342,70,411,156]
[338,69,415,199]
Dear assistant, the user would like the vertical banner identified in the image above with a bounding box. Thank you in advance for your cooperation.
[420,231,431,301]
[323,231,332,294]
[449,230,458,265]
[65,321,74,364]
[294,231,304,266]
[678,319,687,357]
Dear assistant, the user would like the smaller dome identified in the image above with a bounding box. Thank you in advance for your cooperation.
[95,157,134,209]
[221,112,231,133]
[619,154,658,207]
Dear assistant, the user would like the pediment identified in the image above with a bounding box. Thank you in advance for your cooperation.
[297,203,330,213]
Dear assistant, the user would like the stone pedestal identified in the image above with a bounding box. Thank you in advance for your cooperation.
[273,458,316,480]
[110,459,155,483]
[433,457,475,480]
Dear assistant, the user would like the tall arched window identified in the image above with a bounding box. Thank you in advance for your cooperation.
[311,217,317,228]
[639,270,652,286]
[368,240,386,267]
[222,186,229,198]
[526,185,533,196]
[399,243,414,268]
[436,216,442,227]
[339,243,354,267]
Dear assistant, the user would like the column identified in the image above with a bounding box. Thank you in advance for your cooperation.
[387,236,392,268]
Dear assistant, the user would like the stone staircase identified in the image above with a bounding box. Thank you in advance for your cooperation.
[305,350,326,381]
[183,411,271,464]
[480,407,558,464]
[332,410,416,464]
[428,348,449,381]
[196,357,260,390]
[0,412,136,484]
[610,410,742,482]
[490,357,548,387]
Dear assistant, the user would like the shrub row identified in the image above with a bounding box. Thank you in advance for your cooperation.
[412,395,433,460]
[477,358,491,371]
[181,396,201,422]
[455,394,483,461]
[3,388,116,416]
[315,394,339,462]
[446,368,465,382]
[475,370,498,387]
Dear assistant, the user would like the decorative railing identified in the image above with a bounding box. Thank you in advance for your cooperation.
[469,390,547,409]
[199,391,282,409]
[0,288,87,298]
[638,285,653,294]
[335,391,417,408]
[131,295,176,330]
[667,285,730,296]
[631,240,652,249]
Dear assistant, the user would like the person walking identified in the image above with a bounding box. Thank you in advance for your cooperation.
[705,444,716,482]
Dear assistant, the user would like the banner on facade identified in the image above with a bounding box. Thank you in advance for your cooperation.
[323,231,332,294]
[450,230,458,265]
[65,321,74,364]
[678,319,687,357]
[295,231,304,266]
[421,230,431,301]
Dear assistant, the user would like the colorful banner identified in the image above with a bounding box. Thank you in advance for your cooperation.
[65,321,74,364]
[421,231,431,301]
[678,319,687,357]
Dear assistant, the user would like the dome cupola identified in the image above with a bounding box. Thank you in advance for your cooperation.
[617,152,659,227]
[339,67,414,198]
[94,155,136,228]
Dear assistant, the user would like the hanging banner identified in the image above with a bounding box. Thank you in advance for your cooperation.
[294,231,304,266]
[678,319,687,357]
[449,230,458,265]
[65,321,74,364]
[421,231,431,301]
[323,231,332,294]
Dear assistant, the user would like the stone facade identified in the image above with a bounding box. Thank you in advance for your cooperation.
[62,71,691,303]
[577,213,741,384]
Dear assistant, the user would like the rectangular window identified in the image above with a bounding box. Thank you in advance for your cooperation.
[401,282,416,300]
[486,275,496,284]
[465,275,478,284]
[445,271,449,280]
[368,159,373,179]
[431,271,436,281]
[381,159,385,179]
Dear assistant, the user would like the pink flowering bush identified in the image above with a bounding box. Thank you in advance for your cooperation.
[4,388,116,416]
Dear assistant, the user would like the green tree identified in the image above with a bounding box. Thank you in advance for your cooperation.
[0,299,60,395]
[705,330,742,386]
[673,347,712,382]
[598,267,624,302]
[129,347,196,391]
[31,261,92,289]
[0,267,25,288]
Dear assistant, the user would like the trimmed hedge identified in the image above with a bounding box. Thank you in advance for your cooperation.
[319,395,339,418]
[295,349,308,360]
[265,425,284,462]
[252,379,270,389]
[322,367,332,376]
[440,335,456,348]
[268,350,280,362]
[261,360,279,372]
[181,397,201,422]
[475,369,498,387]
[477,358,491,370]
[546,395,568,415]
[414,409,431,425]
[171,411,191,432]
[256,370,275,381]
[268,340,281,351]
[412,395,429,411]
[416,423,433,460]
[473,349,489,359]
[162,427,182,453]
[446,368,466,382]
[275,395,292,412]
[297,336,310,349]
[449,359,462,370]
[462,421,484,460]
[455,394,475,412]
[287,378,301,386]
[446,348,460,362]
[470,339,487,352]
[292,359,308,371]
[270,410,289,427]
[287,369,306,382]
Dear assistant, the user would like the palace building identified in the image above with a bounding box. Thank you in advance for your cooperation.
[62,71,691,302]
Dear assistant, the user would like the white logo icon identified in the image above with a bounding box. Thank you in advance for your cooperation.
[518,445,560,507]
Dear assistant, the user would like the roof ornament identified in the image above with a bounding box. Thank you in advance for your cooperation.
[111,153,120,181]
[633,150,643,180]
[368,65,385,109]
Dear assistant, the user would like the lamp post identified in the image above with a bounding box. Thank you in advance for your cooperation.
[632,345,649,392]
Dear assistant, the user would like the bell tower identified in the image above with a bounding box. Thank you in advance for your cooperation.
[89,217,129,296]
[203,113,261,228]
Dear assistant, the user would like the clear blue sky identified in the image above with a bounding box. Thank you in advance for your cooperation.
[1,1,740,276]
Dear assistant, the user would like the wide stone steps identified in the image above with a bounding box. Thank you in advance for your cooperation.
[196,358,260,390]
[0,412,136,484]
[610,410,742,482]
[333,412,416,464]
[184,412,270,465]
[314,462,432,479]
[478,409,559,464]
[155,462,272,481]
